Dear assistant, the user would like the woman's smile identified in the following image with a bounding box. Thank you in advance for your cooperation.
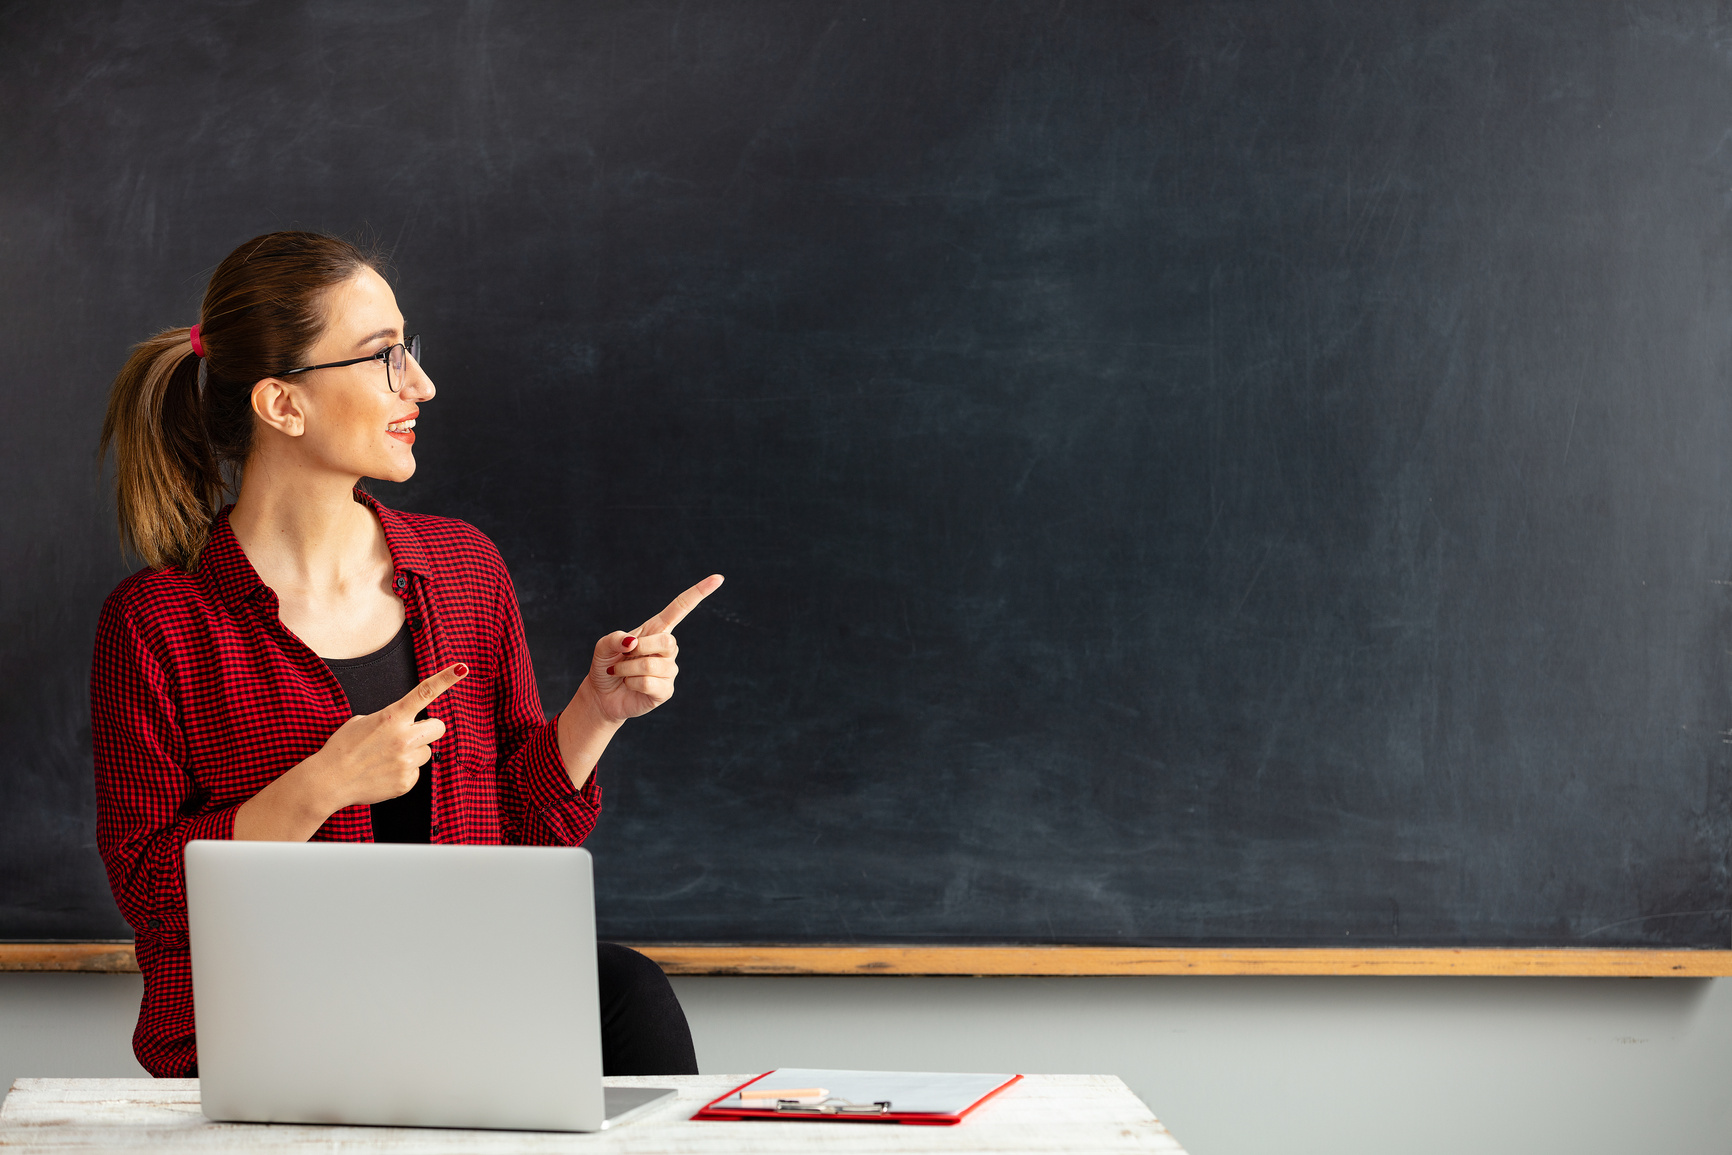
[386,410,418,444]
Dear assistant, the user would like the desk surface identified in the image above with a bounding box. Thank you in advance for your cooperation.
[0,1075,1184,1153]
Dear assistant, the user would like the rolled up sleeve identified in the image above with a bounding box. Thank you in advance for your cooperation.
[488,565,602,845]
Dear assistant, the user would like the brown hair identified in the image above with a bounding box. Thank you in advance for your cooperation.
[99,231,380,570]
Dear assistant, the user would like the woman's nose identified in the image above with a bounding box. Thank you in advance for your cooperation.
[401,356,435,402]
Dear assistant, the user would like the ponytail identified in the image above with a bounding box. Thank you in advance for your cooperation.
[99,328,225,570]
[98,231,381,571]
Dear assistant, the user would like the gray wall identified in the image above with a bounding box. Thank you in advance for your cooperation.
[3,972,1730,1154]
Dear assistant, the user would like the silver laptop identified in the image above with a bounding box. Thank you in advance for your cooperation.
[185,841,675,1132]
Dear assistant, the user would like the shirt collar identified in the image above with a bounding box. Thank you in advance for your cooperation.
[353,488,432,582]
[194,509,266,607]
[196,488,433,608]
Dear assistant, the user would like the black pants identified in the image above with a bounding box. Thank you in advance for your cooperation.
[596,942,698,1075]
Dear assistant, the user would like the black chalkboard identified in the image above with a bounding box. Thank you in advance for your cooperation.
[4,0,1731,949]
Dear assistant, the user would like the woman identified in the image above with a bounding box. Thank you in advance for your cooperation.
[93,231,719,1078]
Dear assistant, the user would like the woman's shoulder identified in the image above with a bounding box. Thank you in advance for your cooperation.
[388,507,501,553]
[101,563,206,616]
[373,503,512,585]
[95,564,214,656]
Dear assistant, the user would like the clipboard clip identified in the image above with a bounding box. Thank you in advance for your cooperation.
[773,1098,893,1115]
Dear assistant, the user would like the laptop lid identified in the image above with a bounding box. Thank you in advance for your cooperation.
[186,841,606,1131]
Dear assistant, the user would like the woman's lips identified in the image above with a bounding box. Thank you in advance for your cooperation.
[386,415,417,445]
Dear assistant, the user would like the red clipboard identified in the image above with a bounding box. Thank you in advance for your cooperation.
[694,1069,1023,1126]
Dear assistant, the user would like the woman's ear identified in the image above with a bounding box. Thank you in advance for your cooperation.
[250,377,306,438]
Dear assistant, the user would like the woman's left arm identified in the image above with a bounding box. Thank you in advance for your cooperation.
[555,575,725,776]
[489,563,721,845]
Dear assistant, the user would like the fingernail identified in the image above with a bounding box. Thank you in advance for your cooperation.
[606,666,615,676]
[454,663,468,677]
[622,637,637,648]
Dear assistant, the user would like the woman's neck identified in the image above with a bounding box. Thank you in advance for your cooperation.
[228,465,386,600]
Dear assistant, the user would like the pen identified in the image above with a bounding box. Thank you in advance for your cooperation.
[739,1087,829,1105]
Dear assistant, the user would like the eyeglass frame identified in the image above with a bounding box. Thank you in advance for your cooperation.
[277,334,421,392]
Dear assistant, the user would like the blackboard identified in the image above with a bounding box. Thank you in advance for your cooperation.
[4,0,1731,951]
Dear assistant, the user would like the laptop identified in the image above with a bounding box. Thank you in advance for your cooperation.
[184,841,676,1132]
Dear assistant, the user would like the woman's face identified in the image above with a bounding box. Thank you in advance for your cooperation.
[255,267,436,484]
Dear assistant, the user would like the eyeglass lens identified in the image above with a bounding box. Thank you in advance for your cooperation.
[386,336,421,392]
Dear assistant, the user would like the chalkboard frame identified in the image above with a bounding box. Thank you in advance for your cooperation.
[3,943,1729,978]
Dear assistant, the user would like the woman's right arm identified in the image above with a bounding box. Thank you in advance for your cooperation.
[234,663,471,841]
[231,759,343,842]
[93,595,239,935]
[95,591,470,885]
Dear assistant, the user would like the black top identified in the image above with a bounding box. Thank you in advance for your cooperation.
[323,621,427,843]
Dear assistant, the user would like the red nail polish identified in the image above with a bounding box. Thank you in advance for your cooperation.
[623,636,637,648]
[606,666,615,676]
[454,664,468,677]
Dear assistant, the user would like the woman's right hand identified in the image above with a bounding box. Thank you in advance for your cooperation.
[235,663,467,841]
[310,662,468,807]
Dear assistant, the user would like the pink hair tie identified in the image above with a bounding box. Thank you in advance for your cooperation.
[188,323,206,359]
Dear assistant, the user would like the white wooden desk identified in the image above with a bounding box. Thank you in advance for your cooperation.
[0,1075,1185,1153]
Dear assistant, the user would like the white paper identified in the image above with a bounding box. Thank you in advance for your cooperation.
[712,1068,1018,1116]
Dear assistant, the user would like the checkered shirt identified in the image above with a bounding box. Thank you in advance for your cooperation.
[91,490,601,1077]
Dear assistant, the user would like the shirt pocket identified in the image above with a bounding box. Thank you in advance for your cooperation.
[443,657,499,774]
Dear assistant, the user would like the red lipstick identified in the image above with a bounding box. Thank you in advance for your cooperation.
[386,409,419,446]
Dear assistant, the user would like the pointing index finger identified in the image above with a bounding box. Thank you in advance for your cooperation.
[636,574,724,636]
[387,662,468,718]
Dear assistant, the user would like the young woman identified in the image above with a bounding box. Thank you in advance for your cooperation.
[93,231,719,1079]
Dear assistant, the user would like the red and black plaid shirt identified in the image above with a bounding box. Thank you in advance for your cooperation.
[91,490,601,1077]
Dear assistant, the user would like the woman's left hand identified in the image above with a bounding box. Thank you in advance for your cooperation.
[586,574,725,723]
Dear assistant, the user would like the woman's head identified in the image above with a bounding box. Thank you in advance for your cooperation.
[101,231,433,569]
[245,262,432,494]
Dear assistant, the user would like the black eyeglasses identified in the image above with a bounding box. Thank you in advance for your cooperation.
[278,335,421,392]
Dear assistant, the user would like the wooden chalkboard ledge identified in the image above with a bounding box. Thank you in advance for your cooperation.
[1,944,141,973]
[3,942,1730,977]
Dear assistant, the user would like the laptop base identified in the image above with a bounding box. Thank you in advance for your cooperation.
[602,1086,678,1129]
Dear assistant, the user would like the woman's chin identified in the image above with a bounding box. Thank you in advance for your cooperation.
[370,455,417,484]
